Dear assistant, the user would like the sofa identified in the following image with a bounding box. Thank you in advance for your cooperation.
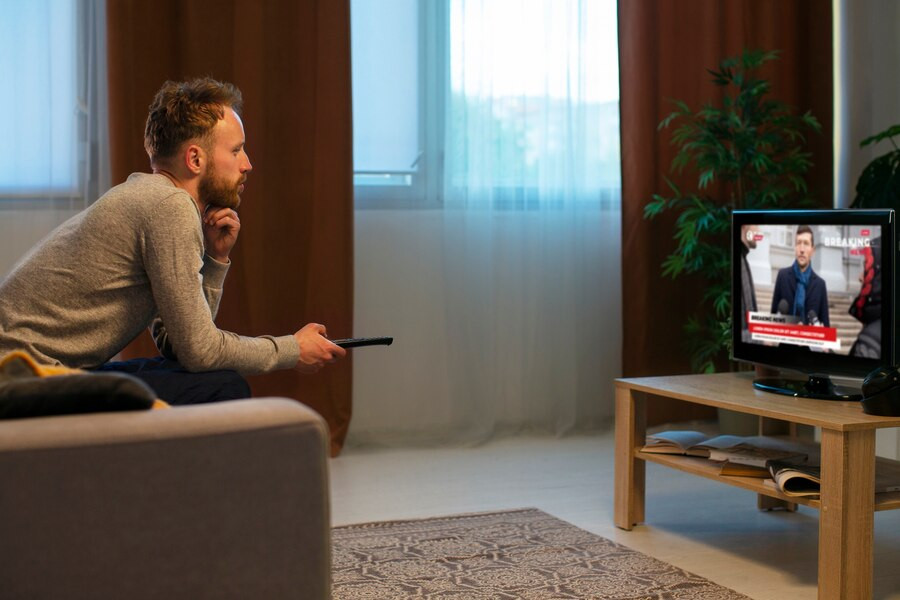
[0,397,331,599]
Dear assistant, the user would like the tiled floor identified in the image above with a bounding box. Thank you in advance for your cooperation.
[330,430,900,600]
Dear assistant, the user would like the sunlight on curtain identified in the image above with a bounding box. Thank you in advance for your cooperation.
[349,0,622,446]
[445,0,620,209]
[436,0,621,441]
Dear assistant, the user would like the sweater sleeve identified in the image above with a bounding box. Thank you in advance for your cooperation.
[152,254,230,360]
[142,194,300,374]
[200,254,229,319]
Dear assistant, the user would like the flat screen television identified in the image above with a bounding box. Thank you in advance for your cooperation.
[732,209,896,400]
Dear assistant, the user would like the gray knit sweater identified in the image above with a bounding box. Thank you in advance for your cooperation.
[0,173,300,373]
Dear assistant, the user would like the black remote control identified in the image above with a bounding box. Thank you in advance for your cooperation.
[332,336,394,348]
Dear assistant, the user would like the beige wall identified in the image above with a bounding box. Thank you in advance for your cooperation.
[0,205,81,279]
[834,0,900,207]
[834,0,900,459]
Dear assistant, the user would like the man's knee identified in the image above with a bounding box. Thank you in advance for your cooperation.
[217,371,252,401]
[98,360,252,405]
[162,370,251,405]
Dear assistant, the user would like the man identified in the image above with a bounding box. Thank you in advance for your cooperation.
[739,224,760,343]
[0,77,345,404]
[770,225,830,327]
[849,238,881,358]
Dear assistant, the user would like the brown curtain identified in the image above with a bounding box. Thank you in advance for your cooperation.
[619,1,832,423]
[107,0,354,455]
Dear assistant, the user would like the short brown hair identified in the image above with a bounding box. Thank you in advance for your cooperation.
[796,225,815,246]
[143,77,243,165]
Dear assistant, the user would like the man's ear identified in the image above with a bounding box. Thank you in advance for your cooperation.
[185,144,204,175]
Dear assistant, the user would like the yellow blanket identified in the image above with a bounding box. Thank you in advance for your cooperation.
[0,350,169,409]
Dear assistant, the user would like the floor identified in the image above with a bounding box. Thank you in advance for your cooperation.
[330,429,900,600]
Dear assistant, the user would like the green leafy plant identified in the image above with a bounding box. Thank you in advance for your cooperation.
[850,124,900,209]
[644,49,822,373]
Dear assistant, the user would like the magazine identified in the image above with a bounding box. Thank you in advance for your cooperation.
[768,457,900,497]
[642,431,808,466]
[642,431,758,458]
[717,461,771,478]
[767,461,821,497]
[707,441,808,468]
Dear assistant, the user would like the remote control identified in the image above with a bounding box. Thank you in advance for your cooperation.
[332,336,394,349]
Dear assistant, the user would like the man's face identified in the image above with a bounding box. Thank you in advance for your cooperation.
[795,232,814,270]
[198,107,252,210]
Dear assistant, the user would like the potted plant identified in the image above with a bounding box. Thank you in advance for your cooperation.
[850,124,900,209]
[644,48,822,373]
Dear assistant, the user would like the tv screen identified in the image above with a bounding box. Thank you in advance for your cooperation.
[732,209,896,399]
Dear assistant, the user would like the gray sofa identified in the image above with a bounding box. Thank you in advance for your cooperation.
[0,398,331,599]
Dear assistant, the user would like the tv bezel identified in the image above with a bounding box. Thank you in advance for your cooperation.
[732,208,896,380]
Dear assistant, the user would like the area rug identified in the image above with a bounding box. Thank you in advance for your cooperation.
[332,508,751,599]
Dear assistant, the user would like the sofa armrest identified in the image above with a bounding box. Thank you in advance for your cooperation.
[0,398,330,600]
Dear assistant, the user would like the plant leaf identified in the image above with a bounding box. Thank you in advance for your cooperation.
[645,46,820,373]
[860,124,900,148]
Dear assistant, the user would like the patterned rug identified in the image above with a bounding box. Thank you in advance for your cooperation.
[332,508,751,599]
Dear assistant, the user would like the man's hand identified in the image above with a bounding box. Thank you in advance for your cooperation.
[294,323,347,373]
[203,206,241,262]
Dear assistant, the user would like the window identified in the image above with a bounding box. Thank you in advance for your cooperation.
[351,0,619,209]
[351,0,445,208]
[0,0,102,201]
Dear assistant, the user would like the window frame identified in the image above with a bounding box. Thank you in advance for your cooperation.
[352,0,620,211]
[0,0,90,202]
[353,0,447,210]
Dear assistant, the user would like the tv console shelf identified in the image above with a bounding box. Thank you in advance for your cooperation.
[614,371,900,600]
[637,451,900,512]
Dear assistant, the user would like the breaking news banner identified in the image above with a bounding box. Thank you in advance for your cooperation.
[823,227,874,256]
[746,312,840,351]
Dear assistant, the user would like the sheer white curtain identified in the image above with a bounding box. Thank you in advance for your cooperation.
[349,0,621,446]
[437,0,620,440]
[0,0,109,278]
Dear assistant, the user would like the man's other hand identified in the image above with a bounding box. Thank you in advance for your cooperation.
[203,206,241,262]
[294,323,347,373]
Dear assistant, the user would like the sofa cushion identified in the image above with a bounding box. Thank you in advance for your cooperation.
[0,372,159,419]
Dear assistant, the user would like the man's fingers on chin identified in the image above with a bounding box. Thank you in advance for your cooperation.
[214,217,239,228]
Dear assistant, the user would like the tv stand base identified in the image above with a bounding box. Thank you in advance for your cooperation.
[753,374,862,401]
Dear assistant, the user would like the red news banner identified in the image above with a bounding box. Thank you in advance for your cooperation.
[747,312,840,351]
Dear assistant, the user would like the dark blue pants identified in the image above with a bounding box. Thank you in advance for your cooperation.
[93,357,251,405]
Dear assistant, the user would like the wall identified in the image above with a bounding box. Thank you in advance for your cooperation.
[0,204,82,279]
[834,0,900,207]
[834,0,900,459]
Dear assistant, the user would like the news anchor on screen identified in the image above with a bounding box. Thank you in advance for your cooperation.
[770,225,830,327]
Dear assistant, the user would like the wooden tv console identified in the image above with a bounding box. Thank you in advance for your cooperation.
[614,371,900,600]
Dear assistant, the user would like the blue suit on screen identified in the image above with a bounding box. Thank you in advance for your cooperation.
[770,263,830,326]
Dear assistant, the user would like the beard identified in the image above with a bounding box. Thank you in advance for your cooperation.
[198,164,244,210]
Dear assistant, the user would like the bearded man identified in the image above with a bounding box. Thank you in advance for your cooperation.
[0,77,345,404]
